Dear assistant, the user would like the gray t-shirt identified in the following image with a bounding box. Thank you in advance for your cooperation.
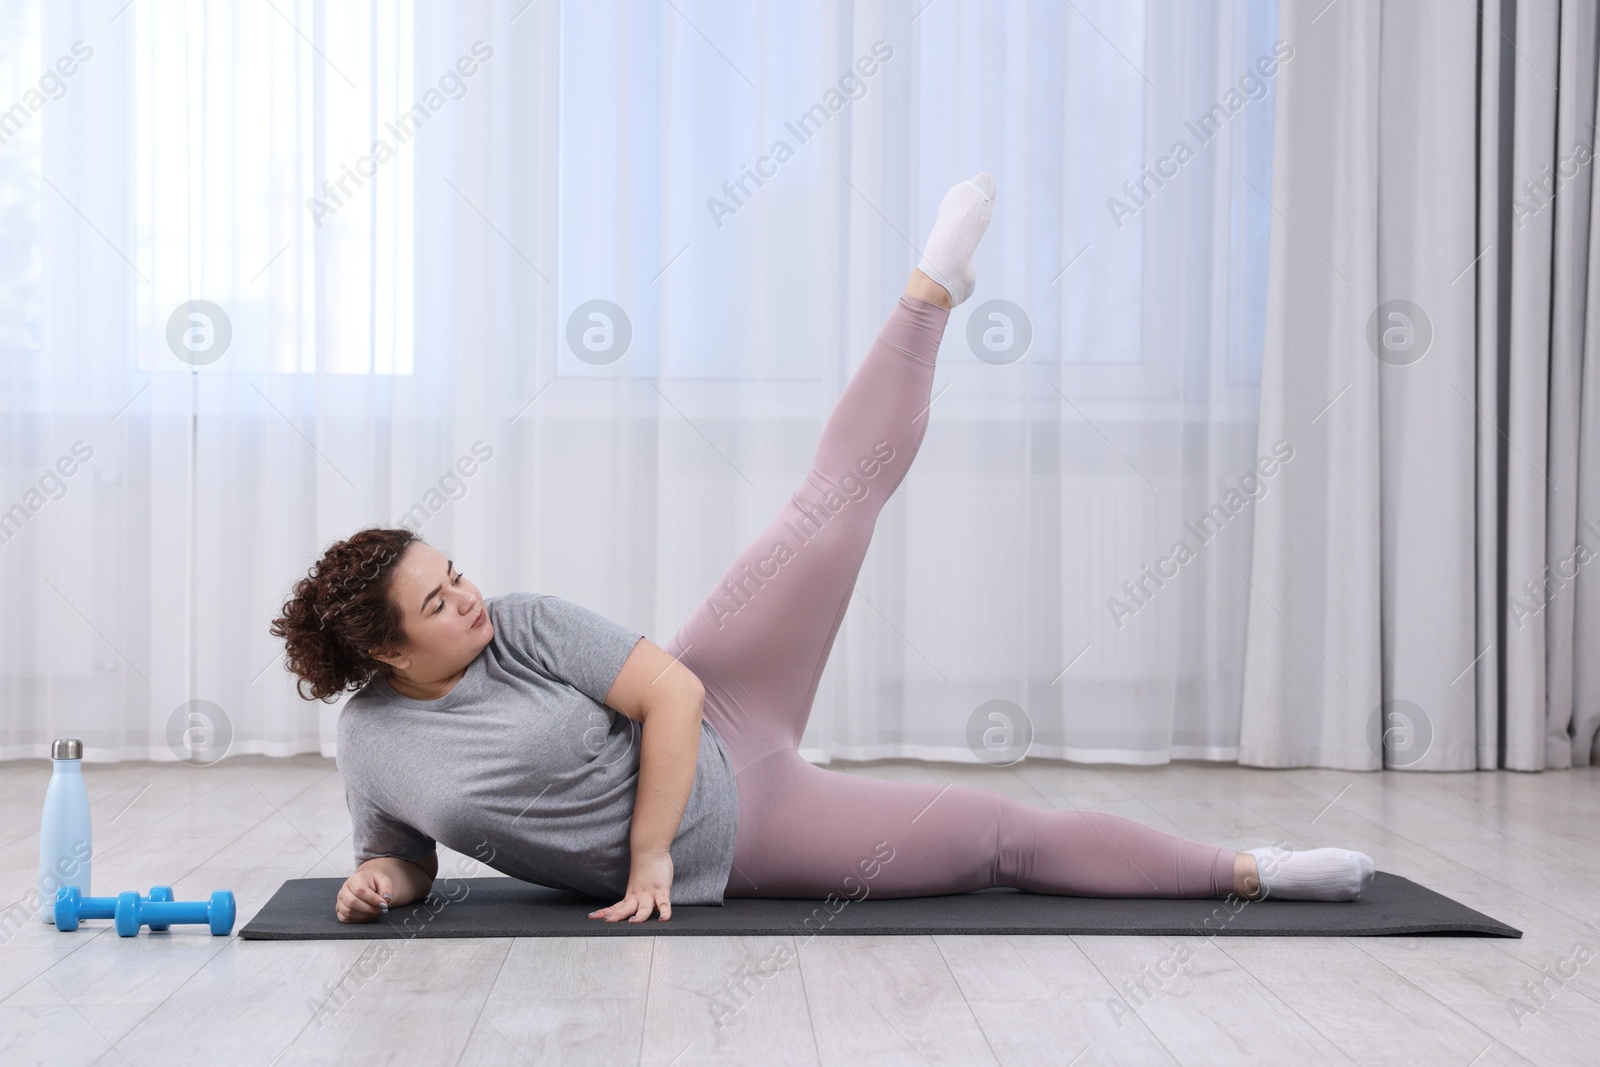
[336,591,740,904]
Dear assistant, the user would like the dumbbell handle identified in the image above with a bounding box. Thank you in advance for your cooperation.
[137,900,213,923]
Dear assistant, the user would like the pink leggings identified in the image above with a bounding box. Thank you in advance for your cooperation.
[664,294,1237,901]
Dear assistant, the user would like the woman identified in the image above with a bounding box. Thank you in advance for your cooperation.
[272,174,1375,924]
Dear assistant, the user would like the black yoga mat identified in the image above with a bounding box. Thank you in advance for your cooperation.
[237,872,1520,940]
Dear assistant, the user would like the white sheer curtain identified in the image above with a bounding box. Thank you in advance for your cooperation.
[2,0,1280,767]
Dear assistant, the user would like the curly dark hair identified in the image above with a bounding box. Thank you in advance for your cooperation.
[270,527,421,702]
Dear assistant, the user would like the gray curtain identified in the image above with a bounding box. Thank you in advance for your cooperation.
[1238,0,1600,771]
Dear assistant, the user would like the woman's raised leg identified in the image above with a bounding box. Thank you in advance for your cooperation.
[665,281,952,769]
[664,175,995,772]
[665,174,997,770]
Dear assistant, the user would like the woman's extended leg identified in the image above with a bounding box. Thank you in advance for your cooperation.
[723,749,1242,900]
[723,752,1375,903]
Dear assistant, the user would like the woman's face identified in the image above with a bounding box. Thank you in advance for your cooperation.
[369,542,494,680]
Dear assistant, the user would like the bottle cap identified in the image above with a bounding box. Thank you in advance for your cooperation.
[51,738,83,760]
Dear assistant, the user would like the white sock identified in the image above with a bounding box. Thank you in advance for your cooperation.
[1247,846,1376,902]
[916,173,996,307]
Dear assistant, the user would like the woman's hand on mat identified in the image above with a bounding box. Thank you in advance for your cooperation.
[336,868,394,923]
[590,849,675,922]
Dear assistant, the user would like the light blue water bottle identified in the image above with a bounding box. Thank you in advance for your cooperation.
[38,738,93,924]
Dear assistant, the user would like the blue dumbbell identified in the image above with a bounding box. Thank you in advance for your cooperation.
[54,886,175,932]
[113,889,235,937]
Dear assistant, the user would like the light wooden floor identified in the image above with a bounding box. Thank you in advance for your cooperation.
[1,756,1597,1066]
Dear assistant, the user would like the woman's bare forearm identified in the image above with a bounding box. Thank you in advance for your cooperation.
[629,684,704,860]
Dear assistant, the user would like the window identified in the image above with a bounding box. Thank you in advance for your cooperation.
[132,0,416,375]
